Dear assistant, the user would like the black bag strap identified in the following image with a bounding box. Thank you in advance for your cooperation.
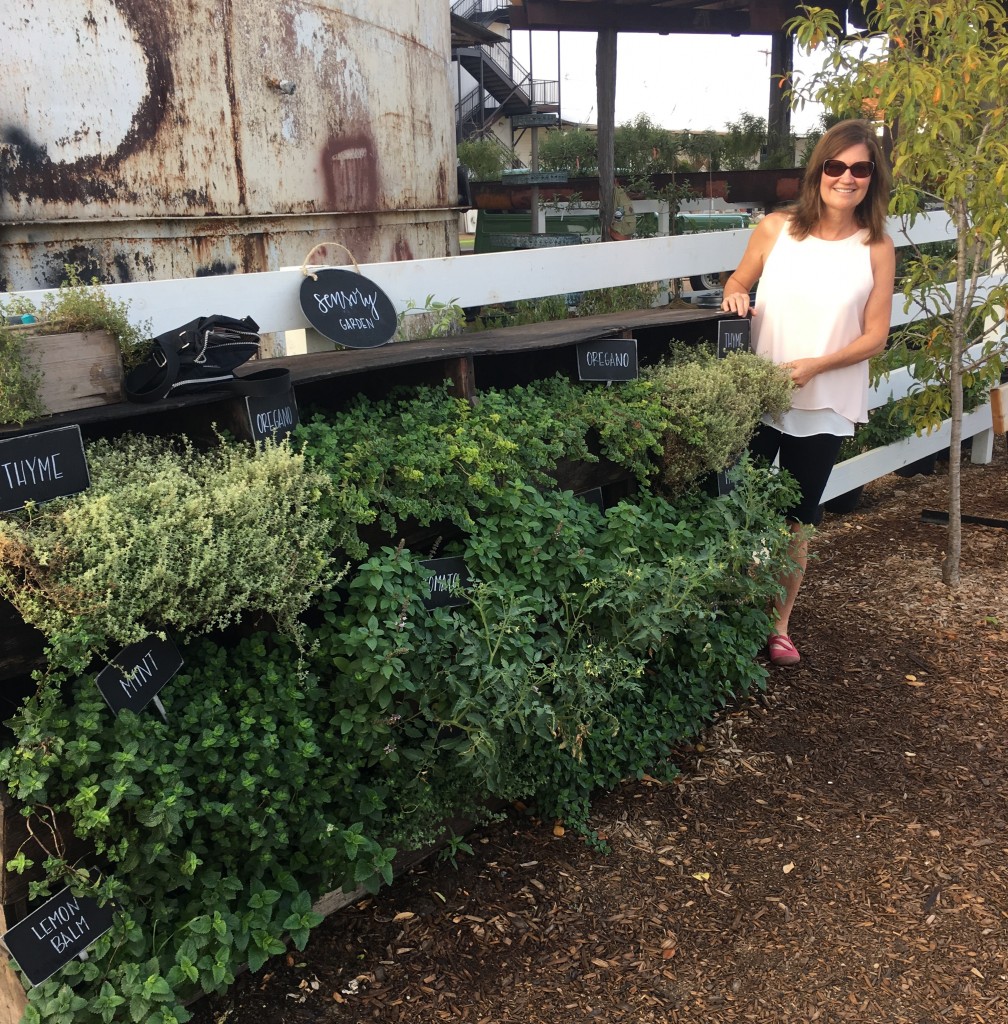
[123,329,189,403]
[125,315,290,404]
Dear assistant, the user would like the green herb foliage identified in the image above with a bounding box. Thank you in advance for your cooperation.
[296,350,792,558]
[0,352,797,1023]
[0,436,335,676]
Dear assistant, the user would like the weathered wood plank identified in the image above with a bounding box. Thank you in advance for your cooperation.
[0,904,27,1024]
[20,331,124,416]
[0,305,724,438]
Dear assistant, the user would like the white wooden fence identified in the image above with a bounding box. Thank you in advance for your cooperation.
[4,210,1000,501]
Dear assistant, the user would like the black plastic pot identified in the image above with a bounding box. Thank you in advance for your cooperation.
[895,451,939,477]
[822,485,865,515]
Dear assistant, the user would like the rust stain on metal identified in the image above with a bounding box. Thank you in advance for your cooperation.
[393,238,414,262]
[437,163,450,207]
[321,133,380,213]
[220,0,247,210]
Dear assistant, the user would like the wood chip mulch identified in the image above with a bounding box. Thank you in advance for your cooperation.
[192,442,1008,1024]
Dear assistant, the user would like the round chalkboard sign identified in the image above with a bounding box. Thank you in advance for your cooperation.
[299,267,397,349]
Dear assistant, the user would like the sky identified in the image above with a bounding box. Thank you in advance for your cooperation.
[513,31,829,135]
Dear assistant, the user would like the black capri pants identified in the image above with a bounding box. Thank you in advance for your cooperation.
[749,423,844,526]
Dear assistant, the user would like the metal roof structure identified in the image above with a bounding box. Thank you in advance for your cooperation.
[506,0,859,36]
[451,12,508,46]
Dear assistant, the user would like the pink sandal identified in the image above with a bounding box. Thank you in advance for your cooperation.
[767,633,801,667]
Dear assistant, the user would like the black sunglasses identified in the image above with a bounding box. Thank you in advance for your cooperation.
[822,159,875,179]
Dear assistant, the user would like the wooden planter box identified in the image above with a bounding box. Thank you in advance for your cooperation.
[18,329,124,417]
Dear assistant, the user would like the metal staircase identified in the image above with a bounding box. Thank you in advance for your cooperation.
[451,0,558,142]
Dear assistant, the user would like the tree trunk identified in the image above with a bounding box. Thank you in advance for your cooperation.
[596,30,617,242]
[942,199,969,586]
[943,357,963,586]
[766,30,793,161]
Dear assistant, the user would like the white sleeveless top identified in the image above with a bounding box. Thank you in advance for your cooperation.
[753,220,877,431]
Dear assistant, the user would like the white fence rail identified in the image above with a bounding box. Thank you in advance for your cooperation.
[3,211,1001,501]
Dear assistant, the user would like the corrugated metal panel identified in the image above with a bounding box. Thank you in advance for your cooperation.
[0,0,459,289]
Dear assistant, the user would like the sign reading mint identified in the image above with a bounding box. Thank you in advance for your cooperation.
[299,267,397,349]
[95,633,184,718]
[576,338,638,382]
[419,556,470,610]
[717,317,751,358]
[0,424,90,513]
[2,885,115,987]
[246,387,300,442]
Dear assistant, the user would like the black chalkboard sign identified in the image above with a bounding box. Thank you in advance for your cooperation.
[716,468,736,497]
[299,268,397,349]
[576,338,638,382]
[246,387,300,442]
[2,885,115,987]
[419,556,470,610]
[0,425,90,513]
[575,486,605,512]
[717,317,751,358]
[95,634,184,717]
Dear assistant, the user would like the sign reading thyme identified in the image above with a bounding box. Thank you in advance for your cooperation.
[299,267,397,349]
[94,634,184,717]
[2,885,115,987]
[0,424,90,512]
[715,318,751,496]
[717,317,751,358]
[419,556,470,610]
[576,338,638,382]
[246,387,300,442]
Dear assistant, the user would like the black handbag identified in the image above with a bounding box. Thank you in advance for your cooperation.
[125,314,289,404]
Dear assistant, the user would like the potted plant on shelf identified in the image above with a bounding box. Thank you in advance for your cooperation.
[0,266,150,427]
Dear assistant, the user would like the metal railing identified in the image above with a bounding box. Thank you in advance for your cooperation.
[530,79,559,109]
[451,0,512,20]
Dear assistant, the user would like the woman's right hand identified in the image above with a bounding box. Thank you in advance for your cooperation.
[721,289,753,317]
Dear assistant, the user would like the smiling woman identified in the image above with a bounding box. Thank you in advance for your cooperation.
[720,118,896,665]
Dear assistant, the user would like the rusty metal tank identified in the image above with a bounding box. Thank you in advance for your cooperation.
[0,0,459,290]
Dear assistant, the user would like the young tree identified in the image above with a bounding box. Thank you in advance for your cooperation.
[787,0,1008,585]
[721,112,768,170]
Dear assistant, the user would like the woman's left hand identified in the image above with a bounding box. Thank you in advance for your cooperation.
[783,357,822,388]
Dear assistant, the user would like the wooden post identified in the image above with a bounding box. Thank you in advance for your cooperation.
[445,355,478,406]
[596,29,617,242]
[991,382,1007,435]
[0,908,28,1023]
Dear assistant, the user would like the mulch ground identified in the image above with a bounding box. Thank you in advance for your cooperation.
[192,442,1008,1024]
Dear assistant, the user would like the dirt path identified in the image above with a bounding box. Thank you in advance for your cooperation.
[193,445,1008,1024]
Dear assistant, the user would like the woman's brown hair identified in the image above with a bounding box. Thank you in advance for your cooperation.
[789,119,891,243]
